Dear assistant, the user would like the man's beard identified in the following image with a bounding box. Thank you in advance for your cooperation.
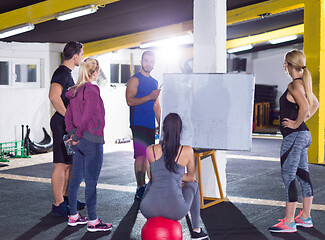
[142,66,152,73]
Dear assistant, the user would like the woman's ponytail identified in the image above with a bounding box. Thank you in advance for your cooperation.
[72,58,99,97]
[302,67,313,116]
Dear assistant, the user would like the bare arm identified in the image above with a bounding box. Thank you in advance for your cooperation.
[49,83,66,116]
[153,97,161,126]
[146,157,151,181]
[305,93,319,122]
[282,82,309,129]
[146,145,155,181]
[182,147,196,182]
[126,76,160,106]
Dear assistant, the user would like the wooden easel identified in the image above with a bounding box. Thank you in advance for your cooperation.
[194,149,224,209]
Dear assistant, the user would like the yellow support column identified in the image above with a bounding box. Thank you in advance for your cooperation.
[304,0,325,164]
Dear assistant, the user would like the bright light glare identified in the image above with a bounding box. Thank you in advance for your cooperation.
[0,23,35,39]
[56,5,98,21]
[158,47,180,61]
[268,35,298,44]
[227,44,253,54]
[156,46,182,72]
[140,34,193,49]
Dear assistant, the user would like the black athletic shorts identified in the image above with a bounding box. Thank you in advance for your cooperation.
[50,112,72,164]
[131,125,155,159]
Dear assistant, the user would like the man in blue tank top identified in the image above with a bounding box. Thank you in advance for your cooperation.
[126,51,161,200]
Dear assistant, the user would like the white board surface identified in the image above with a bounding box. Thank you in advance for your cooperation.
[161,73,255,151]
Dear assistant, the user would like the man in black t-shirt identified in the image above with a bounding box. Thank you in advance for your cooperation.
[49,41,84,217]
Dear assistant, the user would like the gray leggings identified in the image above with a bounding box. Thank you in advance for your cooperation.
[140,181,201,229]
[280,131,313,202]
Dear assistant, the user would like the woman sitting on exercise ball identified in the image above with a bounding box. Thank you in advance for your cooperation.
[140,113,208,240]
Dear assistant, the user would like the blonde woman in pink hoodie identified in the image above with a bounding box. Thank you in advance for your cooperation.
[65,58,112,232]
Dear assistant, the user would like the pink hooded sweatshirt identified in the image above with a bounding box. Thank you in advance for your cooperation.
[65,82,105,143]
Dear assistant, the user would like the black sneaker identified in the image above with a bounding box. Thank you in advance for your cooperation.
[64,196,86,210]
[135,184,147,200]
[52,201,70,218]
[191,228,208,240]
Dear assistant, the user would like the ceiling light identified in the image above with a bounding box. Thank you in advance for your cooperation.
[0,23,35,39]
[268,35,298,44]
[56,5,98,21]
[227,44,253,54]
[140,34,193,49]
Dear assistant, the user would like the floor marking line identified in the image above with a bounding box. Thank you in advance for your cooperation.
[95,183,135,192]
[227,196,325,211]
[0,173,51,183]
[0,173,136,192]
[2,173,325,211]
[227,154,280,162]
[252,135,282,139]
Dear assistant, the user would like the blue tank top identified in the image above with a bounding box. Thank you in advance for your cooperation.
[130,72,158,129]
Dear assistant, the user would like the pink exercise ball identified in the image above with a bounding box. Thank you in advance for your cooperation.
[141,216,183,240]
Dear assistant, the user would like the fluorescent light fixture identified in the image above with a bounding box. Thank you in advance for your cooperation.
[140,34,193,49]
[56,5,98,21]
[268,35,298,44]
[227,44,253,54]
[0,23,35,39]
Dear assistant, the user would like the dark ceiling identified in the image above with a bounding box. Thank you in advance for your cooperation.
[0,0,303,46]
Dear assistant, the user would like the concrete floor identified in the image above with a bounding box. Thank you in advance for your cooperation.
[0,137,325,240]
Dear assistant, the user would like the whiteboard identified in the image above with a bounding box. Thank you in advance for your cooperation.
[160,73,255,151]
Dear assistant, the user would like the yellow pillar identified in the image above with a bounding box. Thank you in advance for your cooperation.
[304,0,325,164]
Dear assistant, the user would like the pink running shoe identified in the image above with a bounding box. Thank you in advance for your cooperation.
[68,213,88,226]
[268,218,297,233]
[294,211,313,228]
[87,218,112,232]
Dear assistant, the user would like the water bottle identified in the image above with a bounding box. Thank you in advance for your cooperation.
[63,134,75,155]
